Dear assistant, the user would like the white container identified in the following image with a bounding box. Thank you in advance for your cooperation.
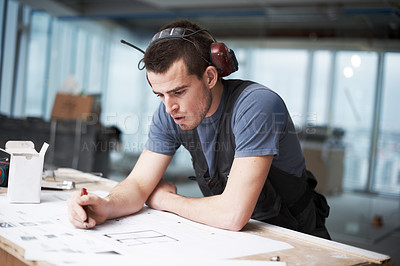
[4,141,49,203]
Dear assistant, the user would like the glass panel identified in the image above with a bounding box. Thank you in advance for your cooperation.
[86,35,104,94]
[248,49,308,127]
[104,40,152,154]
[24,11,51,117]
[309,51,332,126]
[0,0,4,71]
[373,53,400,195]
[332,51,378,190]
[0,0,19,115]
[45,20,77,118]
[73,28,87,89]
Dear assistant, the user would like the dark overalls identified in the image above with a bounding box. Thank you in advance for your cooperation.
[181,79,331,239]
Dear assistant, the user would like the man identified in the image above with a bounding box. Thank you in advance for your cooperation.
[67,19,331,239]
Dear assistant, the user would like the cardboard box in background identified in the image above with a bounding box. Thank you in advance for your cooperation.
[51,93,101,121]
[302,143,345,195]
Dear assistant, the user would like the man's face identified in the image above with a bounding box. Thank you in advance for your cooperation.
[147,59,212,131]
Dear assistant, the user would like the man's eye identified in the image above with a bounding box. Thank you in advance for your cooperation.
[175,91,184,95]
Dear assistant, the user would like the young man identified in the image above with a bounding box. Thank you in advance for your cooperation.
[67,19,331,239]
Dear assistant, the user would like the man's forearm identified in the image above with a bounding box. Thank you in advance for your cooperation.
[105,178,147,220]
[148,156,272,231]
[158,192,251,231]
[104,149,172,220]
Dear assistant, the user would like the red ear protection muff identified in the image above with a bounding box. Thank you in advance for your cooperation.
[210,42,238,77]
[146,27,239,77]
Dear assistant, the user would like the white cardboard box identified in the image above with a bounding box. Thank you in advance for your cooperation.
[3,141,49,203]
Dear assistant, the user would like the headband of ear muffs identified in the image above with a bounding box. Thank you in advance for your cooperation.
[149,27,238,77]
[121,27,238,77]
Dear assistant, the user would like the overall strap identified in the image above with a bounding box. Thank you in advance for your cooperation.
[180,129,213,196]
[180,79,254,196]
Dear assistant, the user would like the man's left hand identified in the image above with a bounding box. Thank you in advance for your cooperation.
[146,179,177,210]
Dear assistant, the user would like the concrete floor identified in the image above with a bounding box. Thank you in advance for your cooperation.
[325,192,400,265]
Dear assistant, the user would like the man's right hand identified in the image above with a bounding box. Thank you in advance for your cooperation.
[66,149,173,229]
[67,190,110,229]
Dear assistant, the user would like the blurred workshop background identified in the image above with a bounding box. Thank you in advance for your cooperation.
[0,0,399,263]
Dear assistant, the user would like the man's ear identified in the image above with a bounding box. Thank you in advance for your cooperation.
[204,66,219,89]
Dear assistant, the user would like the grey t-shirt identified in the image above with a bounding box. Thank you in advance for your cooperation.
[145,81,305,177]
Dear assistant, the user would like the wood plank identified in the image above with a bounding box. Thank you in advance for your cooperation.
[241,221,391,265]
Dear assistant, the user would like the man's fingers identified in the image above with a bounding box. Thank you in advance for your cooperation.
[68,206,96,229]
[67,192,94,229]
[68,207,86,228]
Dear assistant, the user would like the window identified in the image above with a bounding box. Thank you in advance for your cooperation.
[104,32,153,153]
[0,0,19,115]
[373,53,400,194]
[332,51,378,190]
[0,0,5,94]
[86,35,107,95]
[23,12,115,120]
[309,51,332,126]
[236,48,309,126]
[25,11,51,117]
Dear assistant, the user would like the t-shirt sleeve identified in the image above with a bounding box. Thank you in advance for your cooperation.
[144,102,181,155]
[232,85,289,158]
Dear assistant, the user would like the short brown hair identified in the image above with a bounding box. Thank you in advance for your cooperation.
[143,19,213,79]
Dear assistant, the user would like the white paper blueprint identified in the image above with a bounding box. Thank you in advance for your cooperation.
[0,191,292,265]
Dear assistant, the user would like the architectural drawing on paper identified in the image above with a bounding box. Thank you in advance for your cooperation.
[104,230,178,246]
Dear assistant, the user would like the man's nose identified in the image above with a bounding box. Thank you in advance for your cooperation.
[164,97,178,114]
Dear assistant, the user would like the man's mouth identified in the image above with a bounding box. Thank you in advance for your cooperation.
[173,116,185,124]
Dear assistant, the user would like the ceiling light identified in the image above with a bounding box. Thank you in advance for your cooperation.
[351,54,361,68]
[343,66,354,78]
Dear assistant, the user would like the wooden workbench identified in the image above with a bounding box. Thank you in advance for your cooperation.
[0,169,392,266]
